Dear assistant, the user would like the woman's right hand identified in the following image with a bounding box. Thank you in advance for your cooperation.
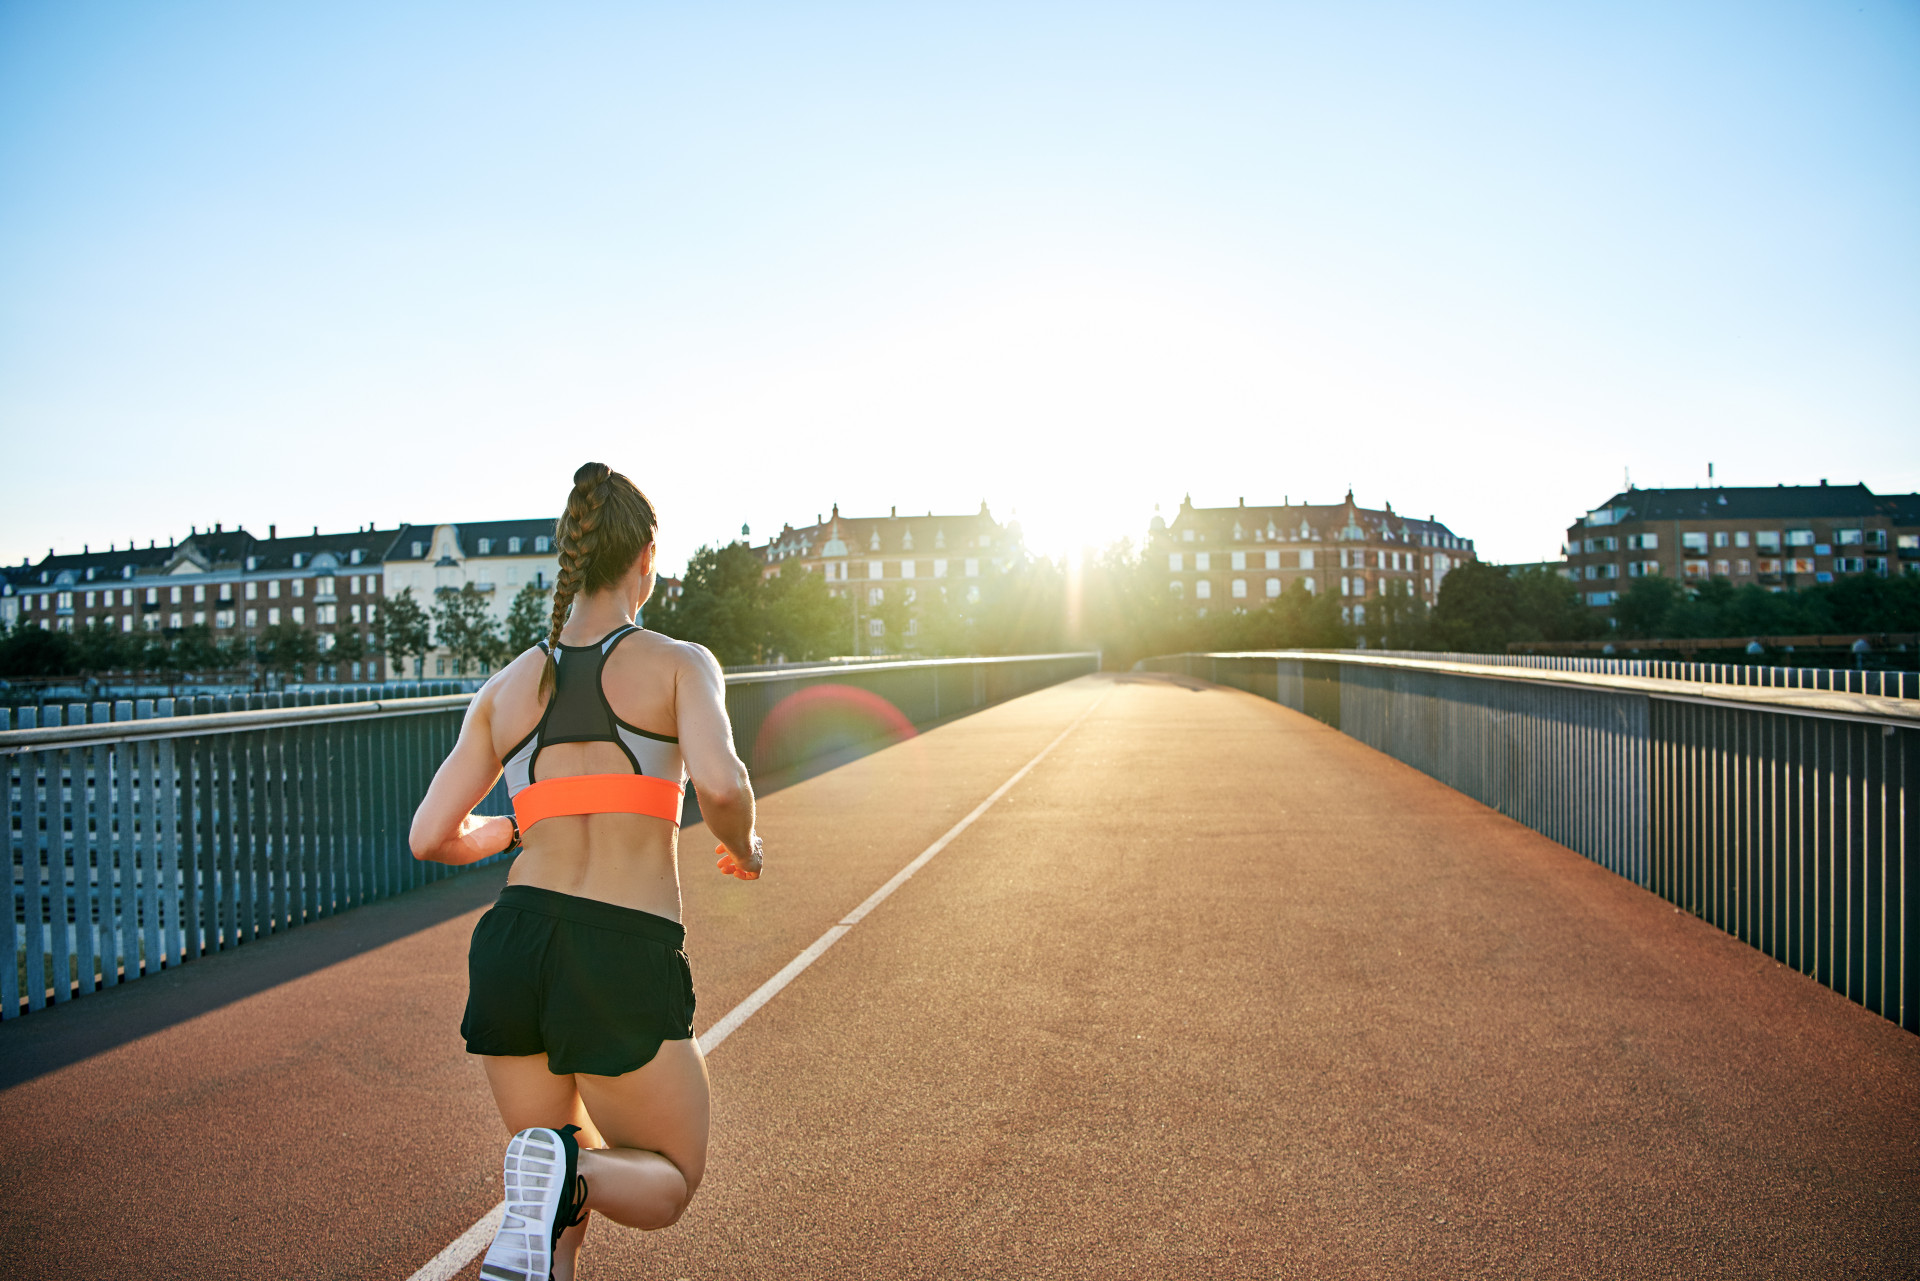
[716,835,763,881]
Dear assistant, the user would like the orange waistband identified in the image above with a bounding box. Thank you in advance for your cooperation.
[513,774,685,830]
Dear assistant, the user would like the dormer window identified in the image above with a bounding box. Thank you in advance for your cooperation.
[292,553,304,569]
[122,565,135,579]
[477,538,492,555]
[534,536,551,553]
[85,567,95,581]
[412,541,425,557]
[903,530,914,551]
[350,549,364,565]
[508,537,522,554]
[870,530,881,551]
[934,529,945,550]
[245,556,257,571]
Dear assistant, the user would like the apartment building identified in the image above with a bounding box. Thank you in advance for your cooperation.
[753,503,1012,651]
[1150,493,1476,624]
[7,524,398,679]
[1564,483,1920,609]
[380,520,561,676]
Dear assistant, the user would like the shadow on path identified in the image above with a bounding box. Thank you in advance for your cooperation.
[0,863,509,1091]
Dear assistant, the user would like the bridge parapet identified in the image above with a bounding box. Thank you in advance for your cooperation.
[1,652,1098,1020]
[1141,650,1918,1032]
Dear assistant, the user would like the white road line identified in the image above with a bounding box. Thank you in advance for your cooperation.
[405,686,1108,1281]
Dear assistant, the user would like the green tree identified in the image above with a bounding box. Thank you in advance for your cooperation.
[255,623,318,680]
[911,581,974,656]
[1431,561,1520,653]
[327,628,368,669]
[376,587,432,679]
[1611,576,1685,638]
[0,623,79,678]
[433,584,504,676]
[505,580,553,655]
[653,542,768,666]
[75,619,137,673]
[761,561,848,661]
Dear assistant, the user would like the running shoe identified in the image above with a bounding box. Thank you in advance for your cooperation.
[480,1124,586,1281]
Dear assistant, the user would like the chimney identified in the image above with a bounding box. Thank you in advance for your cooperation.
[312,526,319,536]
[83,544,88,553]
[270,525,276,540]
[891,506,897,518]
[1238,497,1244,507]
[215,522,222,533]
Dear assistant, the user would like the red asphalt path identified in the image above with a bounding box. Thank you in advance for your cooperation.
[2,673,1916,1279]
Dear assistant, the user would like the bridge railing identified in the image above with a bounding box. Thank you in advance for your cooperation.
[2,652,1098,1019]
[1140,650,1920,1032]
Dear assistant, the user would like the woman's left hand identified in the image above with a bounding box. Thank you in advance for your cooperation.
[716,836,763,880]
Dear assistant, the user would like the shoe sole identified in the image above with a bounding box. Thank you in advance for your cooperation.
[479,1127,567,1281]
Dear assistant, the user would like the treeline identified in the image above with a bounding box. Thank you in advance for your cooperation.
[13,546,1915,684]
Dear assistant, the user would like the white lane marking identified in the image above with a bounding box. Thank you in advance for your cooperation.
[405,685,1108,1281]
[406,1201,503,1281]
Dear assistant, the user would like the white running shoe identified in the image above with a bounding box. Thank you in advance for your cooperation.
[480,1124,585,1281]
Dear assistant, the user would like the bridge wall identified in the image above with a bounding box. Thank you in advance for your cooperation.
[1143,651,1918,1033]
[0,652,1098,1019]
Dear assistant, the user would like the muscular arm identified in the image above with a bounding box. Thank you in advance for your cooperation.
[410,682,517,865]
[675,643,761,874]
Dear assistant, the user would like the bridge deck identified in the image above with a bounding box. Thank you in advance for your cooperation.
[2,673,1915,1279]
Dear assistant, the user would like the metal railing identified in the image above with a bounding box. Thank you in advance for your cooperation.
[1140,650,1919,1032]
[3,652,1097,1018]
[1356,648,1917,699]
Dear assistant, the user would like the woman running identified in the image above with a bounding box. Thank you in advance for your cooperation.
[410,462,763,1281]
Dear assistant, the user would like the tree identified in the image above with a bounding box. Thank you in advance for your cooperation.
[433,584,504,676]
[653,542,769,666]
[75,619,138,673]
[327,628,368,668]
[1611,576,1685,638]
[1510,565,1600,642]
[255,623,318,680]
[760,561,848,661]
[0,623,79,678]
[377,587,432,679]
[505,580,553,656]
[1431,560,1520,653]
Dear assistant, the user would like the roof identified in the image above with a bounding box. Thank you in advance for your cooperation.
[1160,494,1467,544]
[244,527,404,572]
[384,519,558,562]
[1582,484,1910,524]
[756,503,1007,561]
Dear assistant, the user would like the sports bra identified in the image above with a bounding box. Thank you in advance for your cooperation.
[503,623,687,832]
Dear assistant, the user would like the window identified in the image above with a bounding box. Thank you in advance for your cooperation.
[1683,560,1710,579]
[215,609,234,629]
[508,537,522,554]
[121,590,132,605]
[292,607,305,625]
[292,553,304,569]
[1836,557,1866,573]
[933,559,948,578]
[1169,553,1184,572]
[1868,529,1887,548]
[1785,529,1815,547]
[56,591,72,610]
[1734,531,1749,548]
[868,561,883,580]
[245,582,257,600]
[84,591,95,608]
[1195,580,1211,599]
[412,541,425,557]
[1231,579,1247,598]
[1298,550,1315,570]
[1756,531,1782,551]
[1756,559,1781,575]
[477,539,492,555]
[1182,529,1194,542]
[350,604,362,624]
[317,576,336,598]
[1195,552,1211,571]
[245,609,257,628]
[145,588,157,605]
[965,559,979,577]
[1837,529,1863,546]
[268,580,280,599]
[350,549,364,565]
[1303,577,1316,595]
[900,560,916,579]
[292,579,304,597]
[1628,561,1660,577]
[1786,558,1816,574]
[1900,535,1920,550]
[1735,560,1751,576]
[1713,531,1729,548]
[169,612,182,628]
[1230,552,1246,571]
[348,576,359,594]
[869,587,884,605]
[122,615,133,632]
[1681,532,1709,553]
[1266,578,1280,598]
[317,604,337,624]
[1586,591,1616,607]
[367,603,378,622]
[1714,560,1730,576]
[1341,576,1352,595]
[868,618,885,637]
[1265,551,1280,570]
[1169,580,1184,596]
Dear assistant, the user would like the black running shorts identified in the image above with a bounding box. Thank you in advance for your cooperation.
[461,884,697,1076]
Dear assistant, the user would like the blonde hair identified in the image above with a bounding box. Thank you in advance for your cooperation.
[540,462,657,699]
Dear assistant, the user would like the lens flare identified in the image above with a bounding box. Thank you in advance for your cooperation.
[751,682,918,777]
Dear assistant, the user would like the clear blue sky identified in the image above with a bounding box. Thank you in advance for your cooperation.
[2,1,1915,572]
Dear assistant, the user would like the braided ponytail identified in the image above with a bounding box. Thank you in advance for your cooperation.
[538,461,658,700]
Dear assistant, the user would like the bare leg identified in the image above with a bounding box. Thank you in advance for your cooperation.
[576,1038,712,1230]
[482,1055,604,1281]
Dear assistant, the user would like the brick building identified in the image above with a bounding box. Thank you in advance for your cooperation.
[1150,493,1476,624]
[1563,483,1920,610]
[6,524,398,680]
[753,503,1012,651]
